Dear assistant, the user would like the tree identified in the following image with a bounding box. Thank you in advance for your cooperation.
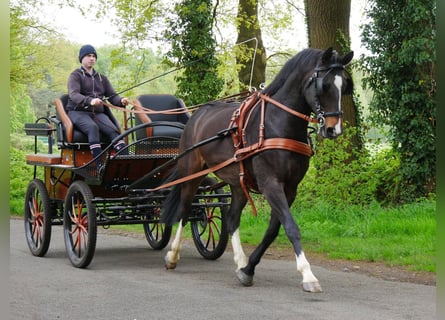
[304,0,362,151]
[361,0,436,202]
[164,0,224,106]
[235,0,267,90]
[10,3,58,132]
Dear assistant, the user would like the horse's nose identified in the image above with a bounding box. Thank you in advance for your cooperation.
[326,127,336,139]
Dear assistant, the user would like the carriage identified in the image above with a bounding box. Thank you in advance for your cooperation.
[23,93,231,268]
[23,47,354,293]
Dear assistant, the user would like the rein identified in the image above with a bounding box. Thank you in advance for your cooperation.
[258,93,319,124]
[103,91,251,116]
[103,100,192,115]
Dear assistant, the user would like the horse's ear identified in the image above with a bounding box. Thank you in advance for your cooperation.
[321,47,334,64]
[342,51,354,66]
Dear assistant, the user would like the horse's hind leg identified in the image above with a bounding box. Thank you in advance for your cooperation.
[164,178,202,269]
[165,219,185,269]
[223,186,250,281]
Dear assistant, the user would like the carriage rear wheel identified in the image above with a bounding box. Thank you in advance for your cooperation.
[24,179,52,257]
[191,177,229,260]
[143,199,172,250]
[63,181,97,268]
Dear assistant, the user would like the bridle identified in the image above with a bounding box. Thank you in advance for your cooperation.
[306,63,346,128]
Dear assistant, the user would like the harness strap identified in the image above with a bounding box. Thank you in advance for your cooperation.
[234,138,314,216]
[235,138,314,159]
[258,93,319,124]
[144,157,237,193]
[143,137,312,193]
[103,100,192,115]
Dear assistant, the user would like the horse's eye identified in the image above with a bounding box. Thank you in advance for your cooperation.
[343,78,353,95]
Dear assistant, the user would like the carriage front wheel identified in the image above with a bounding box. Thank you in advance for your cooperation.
[191,177,229,260]
[63,180,97,268]
[24,179,52,257]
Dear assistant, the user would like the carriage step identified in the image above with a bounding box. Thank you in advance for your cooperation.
[26,153,62,165]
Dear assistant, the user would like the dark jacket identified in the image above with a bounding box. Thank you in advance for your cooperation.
[66,66,123,112]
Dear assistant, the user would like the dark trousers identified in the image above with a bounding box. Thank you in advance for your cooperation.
[68,111,120,145]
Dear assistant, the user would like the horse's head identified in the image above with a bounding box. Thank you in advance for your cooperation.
[304,48,354,139]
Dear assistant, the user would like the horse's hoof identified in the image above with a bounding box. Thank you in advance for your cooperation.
[164,256,177,270]
[236,269,253,287]
[301,281,323,293]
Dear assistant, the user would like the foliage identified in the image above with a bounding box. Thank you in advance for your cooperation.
[10,2,67,132]
[10,5,41,133]
[164,0,224,105]
[9,136,35,215]
[96,45,177,98]
[360,0,436,202]
[294,127,399,206]
[10,85,34,134]
[90,0,166,49]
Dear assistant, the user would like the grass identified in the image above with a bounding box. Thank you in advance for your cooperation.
[238,197,436,272]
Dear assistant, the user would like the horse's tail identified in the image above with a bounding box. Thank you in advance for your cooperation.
[160,168,182,226]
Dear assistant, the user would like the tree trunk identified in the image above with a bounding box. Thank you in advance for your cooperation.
[304,0,362,151]
[236,0,267,91]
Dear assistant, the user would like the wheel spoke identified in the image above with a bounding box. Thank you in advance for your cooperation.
[68,194,89,257]
[29,194,45,246]
[24,180,52,257]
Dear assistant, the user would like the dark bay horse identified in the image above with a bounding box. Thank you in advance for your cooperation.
[161,47,353,293]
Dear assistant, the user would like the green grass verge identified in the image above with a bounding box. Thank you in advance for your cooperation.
[239,197,436,272]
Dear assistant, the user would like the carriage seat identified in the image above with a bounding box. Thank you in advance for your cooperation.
[54,94,122,147]
[134,94,190,140]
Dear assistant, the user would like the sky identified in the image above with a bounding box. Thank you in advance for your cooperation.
[43,5,118,47]
[42,1,368,56]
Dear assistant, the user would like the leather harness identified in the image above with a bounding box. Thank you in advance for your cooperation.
[228,91,315,215]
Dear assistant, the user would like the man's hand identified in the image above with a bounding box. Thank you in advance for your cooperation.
[90,98,103,106]
[121,97,129,106]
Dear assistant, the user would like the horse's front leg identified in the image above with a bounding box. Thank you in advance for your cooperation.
[263,187,322,293]
[165,219,185,269]
[283,213,322,293]
[296,251,322,292]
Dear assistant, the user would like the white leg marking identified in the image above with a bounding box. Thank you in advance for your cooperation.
[296,251,322,292]
[166,220,184,265]
[231,229,248,270]
[296,251,319,284]
[334,75,343,135]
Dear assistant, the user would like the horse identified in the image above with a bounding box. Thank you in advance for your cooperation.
[160,47,354,293]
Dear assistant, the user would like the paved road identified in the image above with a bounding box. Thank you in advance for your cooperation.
[10,219,435,320]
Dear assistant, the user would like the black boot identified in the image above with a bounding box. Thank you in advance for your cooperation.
[114,140,128,155]
[90,144,104,173]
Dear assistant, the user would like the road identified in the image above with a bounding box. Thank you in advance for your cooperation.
[10,219,435,320]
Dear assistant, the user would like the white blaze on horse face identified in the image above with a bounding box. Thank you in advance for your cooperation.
[231,229,248,270]
[334,74,343,135]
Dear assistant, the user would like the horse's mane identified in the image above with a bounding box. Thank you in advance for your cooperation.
[263,48,323,97]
